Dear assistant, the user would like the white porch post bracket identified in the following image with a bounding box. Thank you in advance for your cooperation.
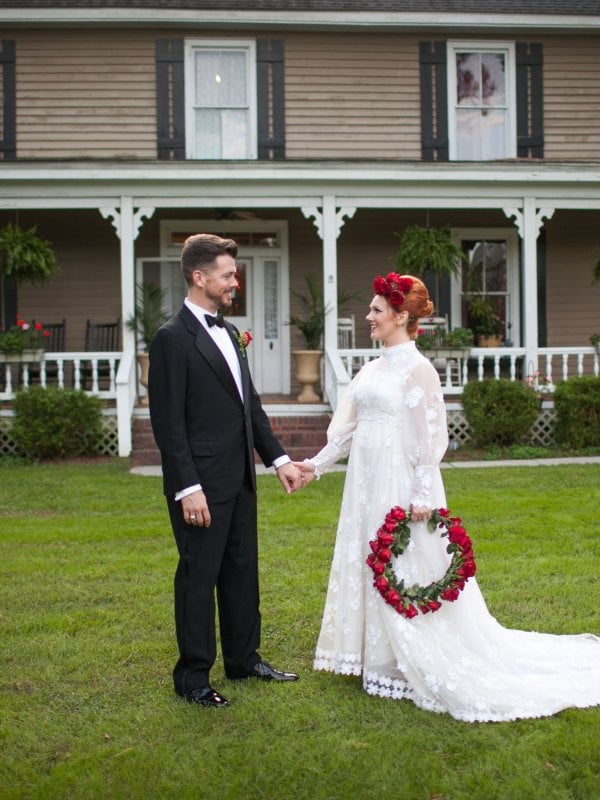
[502,206,524,238]
[301,206,324,239]
[535,207,555,234]
[335,206,356,237]
[99,206,122,239]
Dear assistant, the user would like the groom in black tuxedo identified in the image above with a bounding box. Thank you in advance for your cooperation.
[148,233,301,708]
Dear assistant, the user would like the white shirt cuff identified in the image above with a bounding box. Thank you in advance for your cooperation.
[272,455,291,470]
[175,484,202,502]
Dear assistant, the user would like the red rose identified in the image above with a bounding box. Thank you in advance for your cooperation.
[385,589,401,606]
[449,516,463,526]
[437,507,449,518]
[373,276,387,294]
[427,600,442,612]
[389,290,403,307]
[441,587,460,601]
[374,576,389,593]
[403,604,418,619]
[372,560,386,575]
[369,540,379,553]
[418,604,431,614]
[457,560,476,578]
[385,271,403,285]
[398,277,414,293]
[377,531,394,547]
[384,521,396,532]
[366,553,376,567]
[34,322,43,331]
[390,507,407,521]
[378,548,392,564]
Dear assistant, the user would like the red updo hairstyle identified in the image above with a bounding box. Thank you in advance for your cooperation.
[372,272,434,336]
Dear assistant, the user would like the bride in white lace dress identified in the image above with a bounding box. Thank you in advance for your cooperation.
[295,273,600,722]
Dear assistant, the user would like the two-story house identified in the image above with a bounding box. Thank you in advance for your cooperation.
[1,1,599,458]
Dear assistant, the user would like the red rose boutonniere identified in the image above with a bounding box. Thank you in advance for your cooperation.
[234,330,253,358]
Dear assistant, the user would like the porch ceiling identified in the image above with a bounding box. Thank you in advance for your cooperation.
[2,160,600,211]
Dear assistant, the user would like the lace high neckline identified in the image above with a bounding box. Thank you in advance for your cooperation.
[382,340,417,361]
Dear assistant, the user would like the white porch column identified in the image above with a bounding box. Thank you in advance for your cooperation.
[98,199,154,456]
[503,200,554,374]
[301,200,356,405]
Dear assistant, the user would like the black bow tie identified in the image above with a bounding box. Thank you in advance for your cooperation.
[205,313,225,328]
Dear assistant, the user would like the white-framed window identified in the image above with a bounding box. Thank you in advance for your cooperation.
[450,228,520,344]
[184,39,257,159]
[447,42,516,161]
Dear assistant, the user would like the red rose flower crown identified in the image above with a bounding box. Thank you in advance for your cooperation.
[372,272,414,309]
[366,506,476,618]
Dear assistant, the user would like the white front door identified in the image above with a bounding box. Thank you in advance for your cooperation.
[158,220,290,395]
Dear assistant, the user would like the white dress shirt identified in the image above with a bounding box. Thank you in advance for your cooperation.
[175,298,289,501]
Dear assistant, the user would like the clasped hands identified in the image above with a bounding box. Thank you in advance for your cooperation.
[181,462,312,528]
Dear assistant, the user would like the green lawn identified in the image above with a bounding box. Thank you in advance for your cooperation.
[1,459,599,800]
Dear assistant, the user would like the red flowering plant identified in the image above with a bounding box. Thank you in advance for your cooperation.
[0,315,50,355]
[233,329,253,359]
[372,273,414,309]
[366,505,476,618]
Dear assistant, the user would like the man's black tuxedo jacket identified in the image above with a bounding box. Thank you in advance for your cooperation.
[148,304,285,502]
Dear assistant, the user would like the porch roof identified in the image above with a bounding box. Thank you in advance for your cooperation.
[2,159,600,211]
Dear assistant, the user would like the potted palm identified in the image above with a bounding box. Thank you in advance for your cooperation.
[288,275,358,402]
[126,282,168,403]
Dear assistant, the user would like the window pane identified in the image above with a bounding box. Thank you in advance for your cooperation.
[222,109,248,158]
[264,260,279,340]
[456,108,507,160]
[195,50,247,107]
[195,109,222,158]
[482,53,505,106]
[457,52,481,106]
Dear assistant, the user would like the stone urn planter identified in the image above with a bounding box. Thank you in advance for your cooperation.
[292,350,322,403]
[476,336,502,348]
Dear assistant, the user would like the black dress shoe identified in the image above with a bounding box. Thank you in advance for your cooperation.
[185,686,229,708]
[237,660,299,682]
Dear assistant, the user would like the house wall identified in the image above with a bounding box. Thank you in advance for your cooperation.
[545,211,600,346]
[8,29,600,161]
[0,210,122,350]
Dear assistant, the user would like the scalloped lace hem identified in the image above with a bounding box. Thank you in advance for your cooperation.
[313,649,362,676]
[362,670,600,723]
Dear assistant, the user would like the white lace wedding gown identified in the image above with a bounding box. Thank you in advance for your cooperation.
[309,340,600,722]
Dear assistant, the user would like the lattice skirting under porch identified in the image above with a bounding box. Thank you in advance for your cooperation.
[0,413,120,457]
[446,406,558,448]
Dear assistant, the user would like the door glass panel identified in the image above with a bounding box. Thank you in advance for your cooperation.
[264,260,278,340]
[225,260,247,317]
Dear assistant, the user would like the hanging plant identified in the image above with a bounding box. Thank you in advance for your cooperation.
[394,225,466,308]
[0,223,58,285]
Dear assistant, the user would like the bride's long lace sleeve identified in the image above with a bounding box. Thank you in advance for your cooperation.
[404,362,448,508]
[305,372,361,478]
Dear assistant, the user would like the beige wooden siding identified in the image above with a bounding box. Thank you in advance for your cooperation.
[15,30,157,159]
[543,37,600,161]
[284,33,421,159]
[545,212,600,346]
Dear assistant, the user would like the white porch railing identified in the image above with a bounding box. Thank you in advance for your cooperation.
[0,351,137,456]
[332,345,599,408]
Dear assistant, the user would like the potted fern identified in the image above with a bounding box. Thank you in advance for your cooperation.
[394,225,465,310]
[0,223,58,285]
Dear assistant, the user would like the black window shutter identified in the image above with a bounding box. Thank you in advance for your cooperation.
[257,39,285,160]
[155,39,185,160]
[419,41,448,162]
[516,43,544,159]
[0,40,16,160]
